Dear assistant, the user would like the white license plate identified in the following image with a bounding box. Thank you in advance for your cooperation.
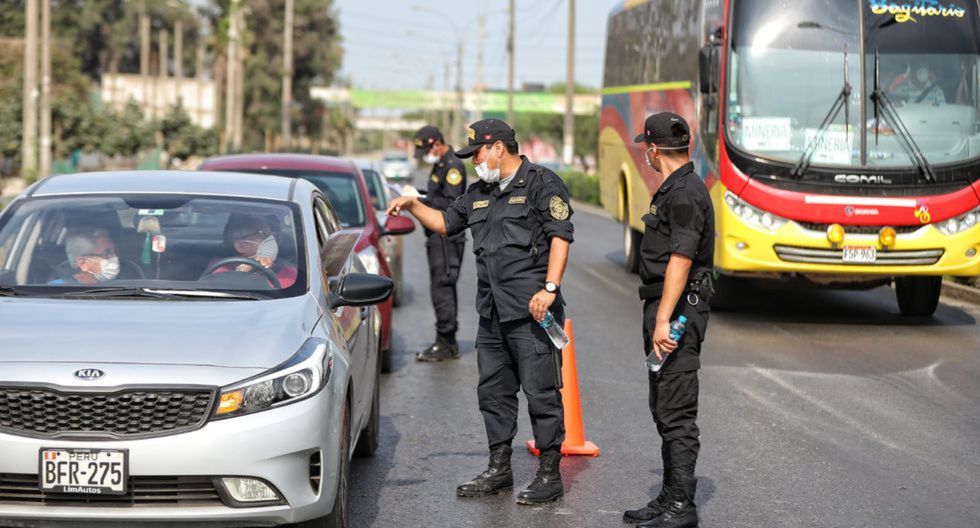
[843,246,876,263]
[39,448,128,495]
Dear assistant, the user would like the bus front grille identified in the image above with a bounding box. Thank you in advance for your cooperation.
[773,245,944,266]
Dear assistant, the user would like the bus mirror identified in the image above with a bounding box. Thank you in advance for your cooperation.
[698,46,719,95]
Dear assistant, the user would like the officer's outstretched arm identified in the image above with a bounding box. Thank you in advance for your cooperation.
[387,196,448,236]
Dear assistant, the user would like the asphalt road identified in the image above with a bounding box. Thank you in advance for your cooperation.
[350,197,980,528]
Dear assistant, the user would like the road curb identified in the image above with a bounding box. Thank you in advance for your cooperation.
[942,280,980,306]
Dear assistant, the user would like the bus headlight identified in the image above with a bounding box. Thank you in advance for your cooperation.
[724,191,788,232]
[937,206,979,236]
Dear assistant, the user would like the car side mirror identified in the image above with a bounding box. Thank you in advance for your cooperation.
[381,215,415,237]
[329,273,393,308]
[698,42,721,95]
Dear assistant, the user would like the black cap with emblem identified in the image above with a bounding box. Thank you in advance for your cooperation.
[633,112,691,148]
[413,125,444,159]
[454,119,517,159]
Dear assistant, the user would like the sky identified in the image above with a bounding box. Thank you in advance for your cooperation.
[333,0,619,92]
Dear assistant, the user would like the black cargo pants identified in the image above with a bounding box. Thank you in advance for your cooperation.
[425,233,466,340]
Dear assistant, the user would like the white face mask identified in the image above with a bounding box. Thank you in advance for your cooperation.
[422,152,440,164]
[254,235,279,263]
[915,67,930,84]
[474,147,501,184]
[93,256,120,282]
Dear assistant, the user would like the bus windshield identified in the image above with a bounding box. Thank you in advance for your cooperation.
[727,0,980,169]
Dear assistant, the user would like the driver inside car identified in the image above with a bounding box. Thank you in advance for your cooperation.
[209,214,298,288]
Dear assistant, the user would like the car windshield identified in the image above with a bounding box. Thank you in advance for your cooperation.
[727,0,980,168]
[0,195,306,297]
[361,168,388,211]
[247,169,367,227]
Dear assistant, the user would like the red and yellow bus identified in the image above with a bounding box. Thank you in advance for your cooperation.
[599,0,980,315]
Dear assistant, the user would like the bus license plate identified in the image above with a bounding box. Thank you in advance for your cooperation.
[40,448,128,495]
[843,246,876,264]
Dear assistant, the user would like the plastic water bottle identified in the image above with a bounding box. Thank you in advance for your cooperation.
[645,315,687,373]
[540,311,570,350]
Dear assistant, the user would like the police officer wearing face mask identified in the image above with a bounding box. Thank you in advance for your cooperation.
[623,113,714,528]
[412,125,468,361]
[387,118,573,505]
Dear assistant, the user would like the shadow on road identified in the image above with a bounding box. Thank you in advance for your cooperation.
[350,415,402,527]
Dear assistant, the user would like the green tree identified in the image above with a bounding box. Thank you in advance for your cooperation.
[159,102,218,164]
[105,100,155,157]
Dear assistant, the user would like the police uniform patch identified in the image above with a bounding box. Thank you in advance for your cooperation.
[446,168,462,186]
[473,200,490,209]
[508,196,526,205]
[468,128,476,140]
[549,196,569,220]
[431,175,440,183]
[650,204,658,215]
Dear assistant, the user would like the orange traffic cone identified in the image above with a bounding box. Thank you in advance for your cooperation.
[527,319,601,457]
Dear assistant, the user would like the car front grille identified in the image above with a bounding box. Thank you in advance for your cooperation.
[0,387,216,440]
[0,473,222,506]
[774,245,944,266]
[796,222,922,235]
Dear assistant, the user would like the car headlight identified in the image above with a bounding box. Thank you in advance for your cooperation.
[213,338,333,419]
[936,206,979,235]
[358,245,381,275]
[724,191,788,232]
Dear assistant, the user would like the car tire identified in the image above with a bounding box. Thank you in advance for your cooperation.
[391,259,403,307]
[895,276,942,316]
[293,399,351,528]
[354,352,381,457]
[380,346,392,374]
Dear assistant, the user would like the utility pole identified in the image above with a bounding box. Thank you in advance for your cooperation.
[443,62,450,133]
[562,0,575,167]
[21,0,38,178]
[174,19,183,105]
[507,0,515,124]
[233,7,245,151]
[281,0,294,149]
[39,0,51,178]
[455,40,463,146]
[140,1,151,117]
[158,28,168,116]
[474,15,485,122]
[195,27,206,125]
[224,0,239,152]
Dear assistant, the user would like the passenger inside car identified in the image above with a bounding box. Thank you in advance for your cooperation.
[48,228,122,285]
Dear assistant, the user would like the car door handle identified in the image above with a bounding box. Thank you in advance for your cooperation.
[359,307,369,320]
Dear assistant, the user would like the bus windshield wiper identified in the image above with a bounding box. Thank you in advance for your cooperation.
[791,46,852,179]
[62,287,264,300]
[870,49,936,184]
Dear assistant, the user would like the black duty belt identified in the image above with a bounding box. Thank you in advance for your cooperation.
[638,273,714,304]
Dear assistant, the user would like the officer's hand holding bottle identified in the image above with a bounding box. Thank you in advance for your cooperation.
[651,319,679,360]
[528,289,556,323]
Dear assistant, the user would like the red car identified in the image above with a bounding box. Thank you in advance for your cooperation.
[200,154,415,371]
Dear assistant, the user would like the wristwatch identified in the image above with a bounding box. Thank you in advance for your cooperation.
[544,281,560,294]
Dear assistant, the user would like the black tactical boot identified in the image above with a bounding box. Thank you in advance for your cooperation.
[637,471,698,528]
[456,444,514,497]
[623,469,673,524]
[416,334,459,362]
[516,448,563,505]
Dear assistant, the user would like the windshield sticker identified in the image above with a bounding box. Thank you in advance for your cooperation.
[869,1,967,24]
[804,126,855,165]
[740,117,792,152]
[137,209,166,216]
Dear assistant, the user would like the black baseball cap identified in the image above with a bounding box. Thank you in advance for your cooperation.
[455,119,517,159]
[413,125,444,159]
[633,112,691,148]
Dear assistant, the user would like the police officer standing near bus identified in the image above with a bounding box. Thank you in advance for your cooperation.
[623,113,714,528]
[387,119,573,505]
[412,125,468,361]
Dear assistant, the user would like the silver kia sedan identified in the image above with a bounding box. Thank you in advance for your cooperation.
[0,171,389,527]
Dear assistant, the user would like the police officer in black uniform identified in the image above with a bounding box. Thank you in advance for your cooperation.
[623,113,714,528]
[412,125,468,361]
[387,119,573,505]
